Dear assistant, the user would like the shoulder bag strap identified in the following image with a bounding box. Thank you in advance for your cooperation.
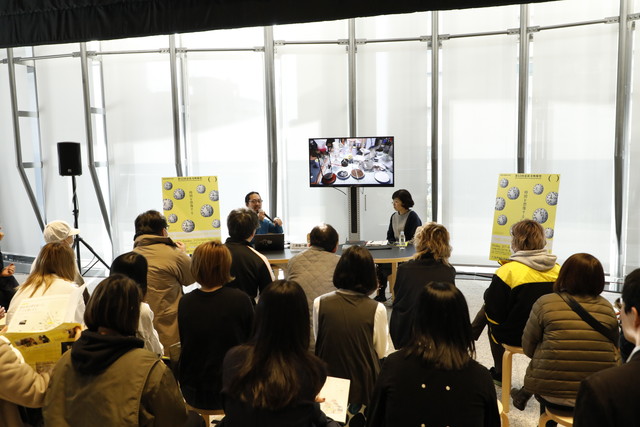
[558,292,618,345]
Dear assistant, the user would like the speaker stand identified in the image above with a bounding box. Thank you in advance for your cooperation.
[70,175,110,274]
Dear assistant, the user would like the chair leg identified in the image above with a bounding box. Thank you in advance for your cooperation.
[501,349,513,413]
[500,412,510,427]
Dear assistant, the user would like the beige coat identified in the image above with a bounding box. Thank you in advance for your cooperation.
[0,337,49,427]
[522,292,620,401]
[133,235,194,353]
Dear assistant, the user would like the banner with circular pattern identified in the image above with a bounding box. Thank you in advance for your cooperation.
[490,173,561,261]
[161,176,221,254]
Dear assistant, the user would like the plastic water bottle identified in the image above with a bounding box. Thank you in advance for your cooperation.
[398,231,406,248]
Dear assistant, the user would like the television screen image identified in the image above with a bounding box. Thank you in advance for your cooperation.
[309,137,394,187]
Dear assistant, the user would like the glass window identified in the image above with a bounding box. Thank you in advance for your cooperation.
[529,25,618,271]
[355,12,431,40]
[440,35,519,266]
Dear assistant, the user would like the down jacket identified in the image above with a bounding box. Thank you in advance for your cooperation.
[522,292,620,401]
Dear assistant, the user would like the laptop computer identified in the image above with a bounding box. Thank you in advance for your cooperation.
[253,233,285,252]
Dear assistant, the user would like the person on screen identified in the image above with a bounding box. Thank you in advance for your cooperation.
[375,189,422,302]
[245,192,283,235]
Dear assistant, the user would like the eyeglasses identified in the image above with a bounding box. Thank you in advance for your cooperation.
[249,199,263,204]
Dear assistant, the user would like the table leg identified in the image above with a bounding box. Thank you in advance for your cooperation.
[389,262,398,298]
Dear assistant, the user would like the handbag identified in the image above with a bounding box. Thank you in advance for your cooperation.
[558,292,618,345]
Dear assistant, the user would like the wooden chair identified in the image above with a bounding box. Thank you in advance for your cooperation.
[501,344,525,414]
[497,399,509,427]
[538,406,573,427]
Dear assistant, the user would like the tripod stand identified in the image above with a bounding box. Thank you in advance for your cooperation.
[70,175,110,274]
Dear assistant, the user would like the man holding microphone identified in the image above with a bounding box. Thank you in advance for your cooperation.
[244,191,283,235]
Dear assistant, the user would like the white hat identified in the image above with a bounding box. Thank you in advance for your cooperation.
[43,220,80,243]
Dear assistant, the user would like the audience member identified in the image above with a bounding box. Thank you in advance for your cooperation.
[224,208,275,302]
[481,219,560,384]
[375,189,422,302]
[7,242,85,326]
[367,282,500,427]
[132,210,194,353]
[43,275,189,426]
[512,253,619,412]
[179,241,254,411]
[245,192,283,235]
[572,268,640,426]
[286,223,340,350]
[31,220,84,285]
[0,334,49,426]
[314,246,388,426]
[110,252,164,356]
[220,280,333,427]
[390,223,456,349]
[0,226,19,309]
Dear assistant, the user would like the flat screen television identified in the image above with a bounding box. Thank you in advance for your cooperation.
[309,137,394,187]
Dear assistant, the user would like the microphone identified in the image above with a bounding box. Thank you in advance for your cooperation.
[263,211,275,223]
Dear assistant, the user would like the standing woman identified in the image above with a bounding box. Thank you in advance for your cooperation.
[367,282,500,427]
[511,253,620,412]
[314,246,388,426]
[220,280,330,426]
[375,189,422,302]
[179,241,254,411]
[43,275,188,425]
[390,223,456,349]
[7,242,85,325]
[110,252,164,356]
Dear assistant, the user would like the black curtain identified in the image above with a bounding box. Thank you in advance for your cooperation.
[0,0,559,48]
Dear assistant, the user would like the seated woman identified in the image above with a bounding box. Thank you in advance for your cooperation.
[367,282,500,427]
[314,246,388,426]
[390,222,456,349]
[375,189,422,302]
[220,280,330,427]
[7,242,85,326]
[511,253,620,412]
[43,275,188,425]
[482,219,560,384]
[110,251,164,356]
[179,241,254,410]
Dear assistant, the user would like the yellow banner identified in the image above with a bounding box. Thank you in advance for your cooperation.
[490,173,561,261]
[162,176,222,254]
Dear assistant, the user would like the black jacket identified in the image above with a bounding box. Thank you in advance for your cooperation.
[224,238,274,301]
[389,253,456,349]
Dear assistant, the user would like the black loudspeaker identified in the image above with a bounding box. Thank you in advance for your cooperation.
[57,142,82,176]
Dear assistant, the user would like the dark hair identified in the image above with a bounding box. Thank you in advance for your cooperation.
[227,208,260,240]
[110,252,148,296]
[244,192,260,205]
[85,275,141,336]
[191,241,233,288]
[226,280,325,410]
[134,210,168,239]
[392,189,414,209]
[405,282,474,370]
[309,223,339,252]
[510,219,546,251]
[553,253,604,296]
[333,245,377,294]
[622,268,640,315]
